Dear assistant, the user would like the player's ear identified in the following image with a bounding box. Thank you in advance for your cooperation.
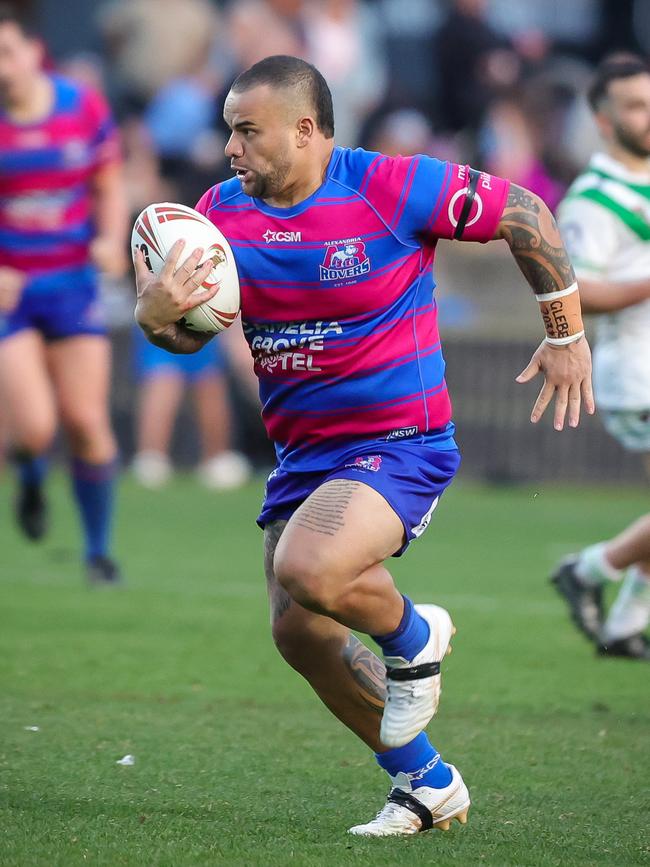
[296,116,315,148]
[594,109,612,140]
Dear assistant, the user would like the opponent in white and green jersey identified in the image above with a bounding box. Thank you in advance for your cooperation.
[552,54,650,661]
[558,152,650,427]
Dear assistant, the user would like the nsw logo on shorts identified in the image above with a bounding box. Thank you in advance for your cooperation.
[386,425,419,441]
[345,455,382,472]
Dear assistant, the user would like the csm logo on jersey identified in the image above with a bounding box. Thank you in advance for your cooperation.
[320,238,370,280]
[263,229,301,243]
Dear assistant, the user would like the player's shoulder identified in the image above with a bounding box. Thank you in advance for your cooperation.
[559,160,634,229]
[50,73,111,120]
[330,146,447,207]
[331,146,383,178]
[196,176,249,216]
[49,73,85,109]
[331,145,439,182]
[562,168,604,201]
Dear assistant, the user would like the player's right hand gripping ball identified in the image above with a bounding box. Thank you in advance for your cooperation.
[131,202,240,333]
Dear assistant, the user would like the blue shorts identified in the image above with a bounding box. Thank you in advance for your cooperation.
[133,326,227,381]
[0,267,106,342]
[257,440,461,556]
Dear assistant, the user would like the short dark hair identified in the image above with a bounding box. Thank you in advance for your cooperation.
[231,55,334,139]
[587,53,650,111]
[0,2,36,36]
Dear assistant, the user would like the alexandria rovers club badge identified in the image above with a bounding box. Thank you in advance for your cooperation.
[319,239,370,280]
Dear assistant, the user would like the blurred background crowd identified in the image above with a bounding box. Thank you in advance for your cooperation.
[9,0,650,485]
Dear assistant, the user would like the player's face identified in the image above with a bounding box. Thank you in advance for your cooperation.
[0,23,41,105]
[602,73,650,158]
[223,85,298,199]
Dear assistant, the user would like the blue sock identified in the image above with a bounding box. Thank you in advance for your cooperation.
[70,457,117,561]
[372,595,430,661]
[376,732,452,790]
[16,453,48,487]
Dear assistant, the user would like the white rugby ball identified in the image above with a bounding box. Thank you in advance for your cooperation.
[131,202,240,333]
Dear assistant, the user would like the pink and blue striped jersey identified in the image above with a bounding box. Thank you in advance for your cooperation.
[196,147,509,470]
[0,74,120,288]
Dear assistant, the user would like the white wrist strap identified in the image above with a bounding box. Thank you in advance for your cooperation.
[535,282,578,302]
[545,330,585,346]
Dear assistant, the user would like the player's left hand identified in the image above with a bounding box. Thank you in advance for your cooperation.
[516,336,594,430]
[90,236,129,278]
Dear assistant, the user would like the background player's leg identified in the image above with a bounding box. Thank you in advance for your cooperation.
[133,370,183,487]
[602,513,650,572]
[552,513,650,658]
[0,329,57,453]
[0,330,57,538]
[194,372,230,457]
[49,335,119,580]
[597,514,650,653]
[192,372,251,490]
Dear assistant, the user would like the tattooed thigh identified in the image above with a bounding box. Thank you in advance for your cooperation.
[264,519,292,623]
[292,478,363,536]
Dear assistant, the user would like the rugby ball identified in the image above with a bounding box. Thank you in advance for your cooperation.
[131,202,240,333]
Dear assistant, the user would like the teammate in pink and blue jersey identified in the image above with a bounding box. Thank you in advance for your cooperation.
[0,6,128,584]
[134,56,594,835]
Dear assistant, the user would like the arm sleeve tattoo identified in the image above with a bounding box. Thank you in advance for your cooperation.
[496,183,576,297]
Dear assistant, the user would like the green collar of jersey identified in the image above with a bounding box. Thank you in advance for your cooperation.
[588,166,650,197]
[567,186,650,240]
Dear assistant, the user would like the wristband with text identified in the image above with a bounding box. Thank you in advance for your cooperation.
[536,282,584,345]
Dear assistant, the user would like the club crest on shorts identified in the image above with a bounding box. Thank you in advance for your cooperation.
[345,455,382,472]
[320,238,370,280]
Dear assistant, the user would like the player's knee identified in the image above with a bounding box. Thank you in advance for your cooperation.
[274,546,348,615]
[273,548,321,609]
[271,616,312,670]
[18,423,55,454]
[62,409,110,451]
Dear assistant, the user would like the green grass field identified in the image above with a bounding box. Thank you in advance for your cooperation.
[1,472,648,866]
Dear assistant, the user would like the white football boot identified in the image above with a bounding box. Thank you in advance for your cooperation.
[348,764,470,836]
[198,451,251,490]
[132,450,172,489]
[380,604,455,748]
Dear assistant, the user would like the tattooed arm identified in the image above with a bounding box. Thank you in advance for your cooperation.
[492,183,594,430]
[494,183,576,294]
